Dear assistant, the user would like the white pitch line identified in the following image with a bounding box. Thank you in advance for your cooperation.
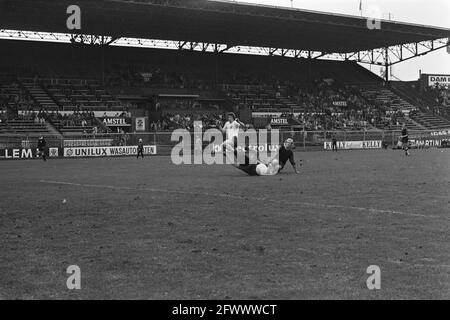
[387,258,450,270]
[40,180,440,219]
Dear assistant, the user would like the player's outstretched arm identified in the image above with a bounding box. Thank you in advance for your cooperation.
[235,118,247,129]
[288,151,300,174]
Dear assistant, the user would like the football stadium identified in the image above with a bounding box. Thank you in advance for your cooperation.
[0,0,450,301]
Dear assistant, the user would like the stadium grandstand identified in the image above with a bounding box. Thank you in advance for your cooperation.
[0,0,449,150]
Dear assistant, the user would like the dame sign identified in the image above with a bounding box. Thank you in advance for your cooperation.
[427,75,450,87]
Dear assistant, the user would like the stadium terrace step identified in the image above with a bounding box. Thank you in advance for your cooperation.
[19,80,60,111]
[0,121,10,133]
[45,122,63,138]
[359,82,450,130]
[60,126,94,136]
[410,111,450,129]
[1,119,54,135]
[362,87,415,111]
[402,118,424,131]
[35,77,123,113]
[222,83,299,112]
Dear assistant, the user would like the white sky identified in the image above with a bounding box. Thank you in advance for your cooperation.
[230,0,450,81]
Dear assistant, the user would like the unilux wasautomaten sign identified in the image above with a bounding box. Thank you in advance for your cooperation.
[64,146,157,158]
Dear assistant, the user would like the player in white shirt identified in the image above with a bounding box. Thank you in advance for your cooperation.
[218,113,246,161]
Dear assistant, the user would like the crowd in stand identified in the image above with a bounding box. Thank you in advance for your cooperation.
[90,61,418,132]
[148,96,225,130]
[4,109,105,134]
[150,112,224,131]
[9,110,48,123]
[286,80,406,130]
[142,78,413,131]
[0,83,37,118]
[425,84,450,118]
[106,66,213,90]
[44,110,96,128]
[401,83,449,120]
[428,84,450,107]
[264,108,405,131]
[154,98,221,112]
[1,67,437,134]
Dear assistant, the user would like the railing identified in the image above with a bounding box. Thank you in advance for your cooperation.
[1,128,449,154]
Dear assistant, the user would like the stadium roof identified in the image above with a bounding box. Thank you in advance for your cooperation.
[1,0,449,53]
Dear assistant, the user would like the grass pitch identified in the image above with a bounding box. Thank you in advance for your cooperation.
[0,149,449,299]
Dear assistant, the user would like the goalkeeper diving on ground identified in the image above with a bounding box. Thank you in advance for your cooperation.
[226,137,300,177]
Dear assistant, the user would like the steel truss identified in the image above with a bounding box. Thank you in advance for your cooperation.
[70,34,117,46]
[334,38,449,65]
[0,29,448,81]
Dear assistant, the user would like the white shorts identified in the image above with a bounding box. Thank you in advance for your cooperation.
[222,137,238,149]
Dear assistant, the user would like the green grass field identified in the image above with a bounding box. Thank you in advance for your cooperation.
[0,149,449,299]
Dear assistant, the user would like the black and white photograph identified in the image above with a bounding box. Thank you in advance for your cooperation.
[0,0,449,306]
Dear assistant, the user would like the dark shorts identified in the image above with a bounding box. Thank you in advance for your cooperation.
[238,164,258,176]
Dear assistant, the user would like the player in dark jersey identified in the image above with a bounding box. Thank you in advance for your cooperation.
[233,151,280,176]
[37,136,47,161]
[277,138,300,174]
[137,139,144,159]
[400,124,410,156]
[331,133,338,152]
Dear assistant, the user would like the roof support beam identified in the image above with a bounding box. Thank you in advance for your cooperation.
[219,45,234,53]
[178,41,188,50]
[312,52,329,60]
[0,29,447,72]
[326,38,449,68]
[70,34,119,46]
